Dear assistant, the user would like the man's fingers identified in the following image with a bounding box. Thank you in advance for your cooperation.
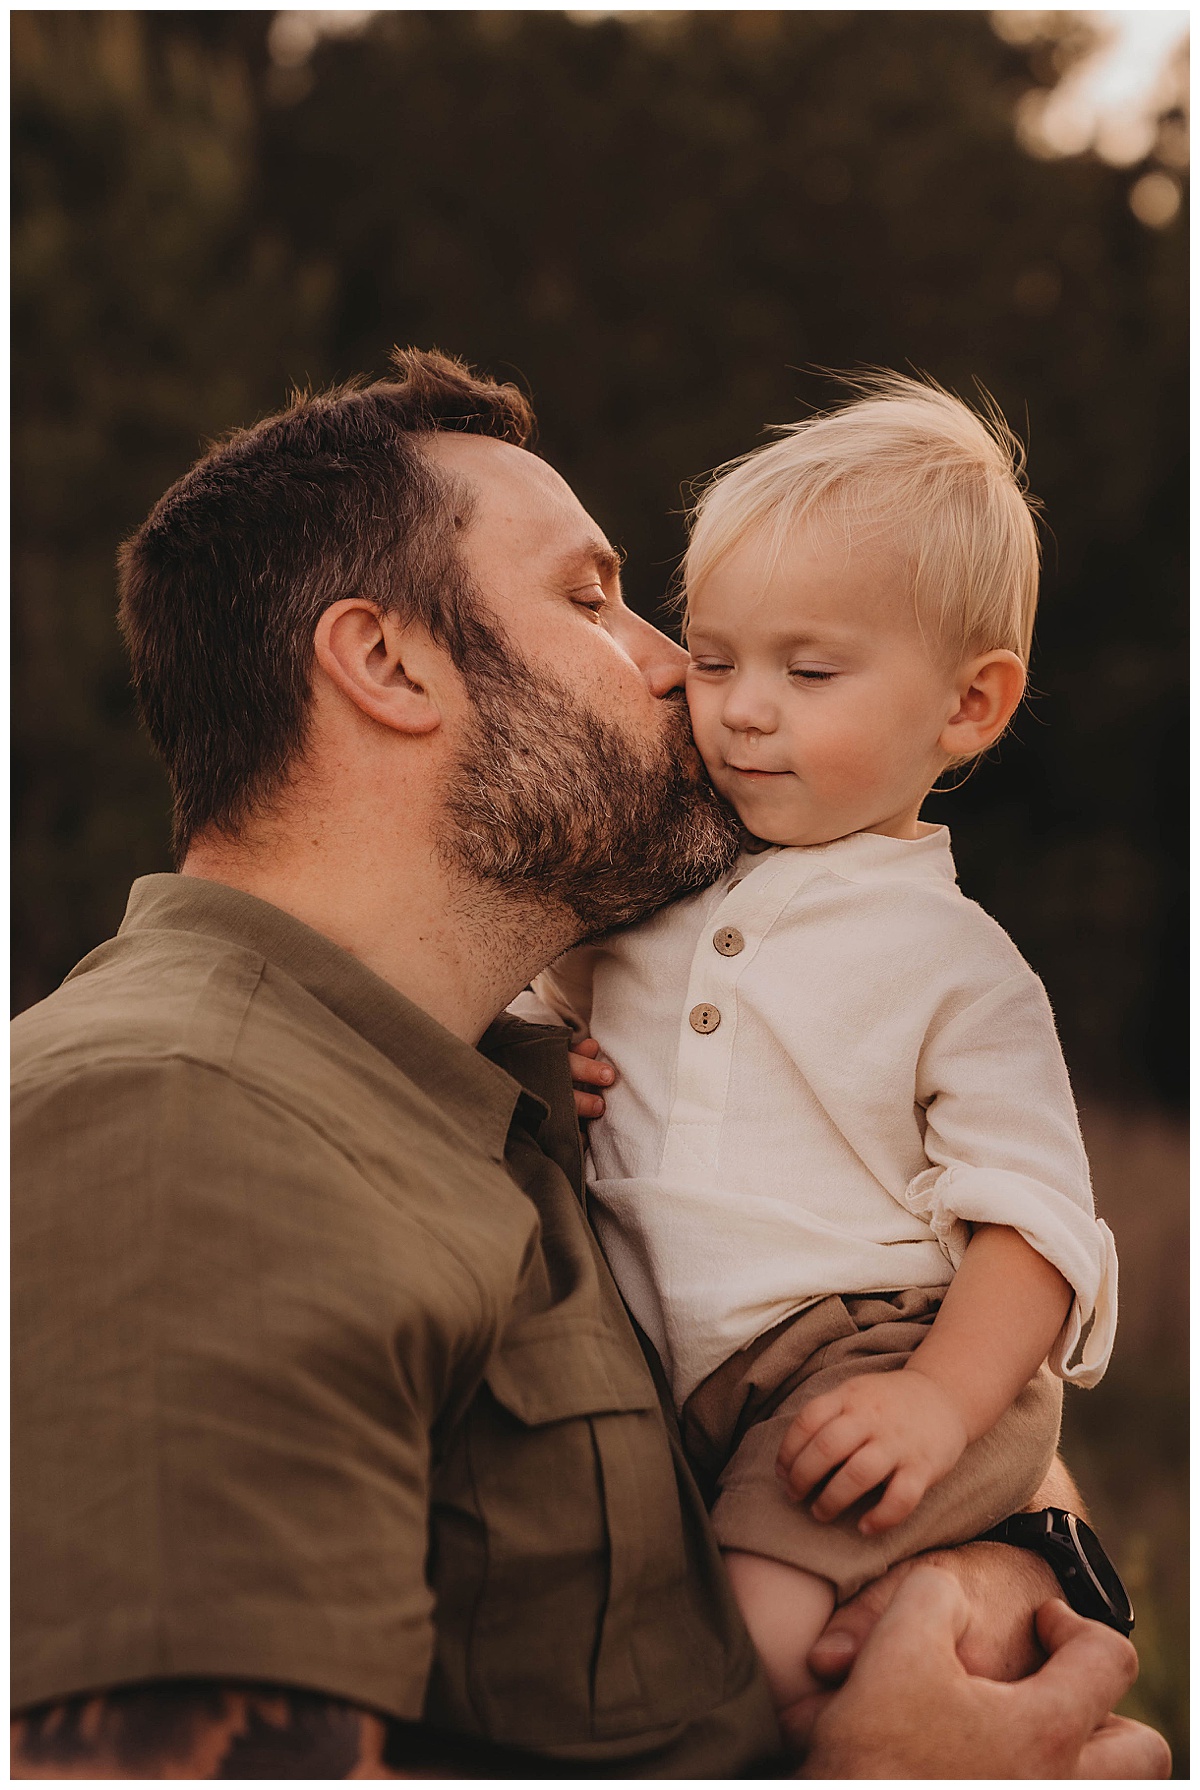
[864,1565,971,1655]
[567,1047,614,1088]
[569,1042,613,1120]
[806,1567,904,1684]
[1030,1599,1139,1731]
[775,1688,834,1757]
[1077,1714,1172,1780]
[830,1565,971,1690]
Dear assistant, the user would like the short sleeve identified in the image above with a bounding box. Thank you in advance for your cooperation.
[903,973,1118,1387]
[12,1055,501,1717]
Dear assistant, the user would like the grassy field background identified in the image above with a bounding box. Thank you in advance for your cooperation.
[1066,1105,1188,1775]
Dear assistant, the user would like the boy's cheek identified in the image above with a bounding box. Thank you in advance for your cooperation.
[683,694,721,766]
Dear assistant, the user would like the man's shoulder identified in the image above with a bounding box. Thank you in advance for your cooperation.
[13,925,539,1327]
[11,923,503,1199]
[15,923,416,1110]
[14,924,265,1085]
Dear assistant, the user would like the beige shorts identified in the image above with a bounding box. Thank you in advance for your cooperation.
[679,1287,1063,1602]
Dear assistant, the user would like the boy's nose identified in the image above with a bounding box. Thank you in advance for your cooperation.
[721,685,777,736]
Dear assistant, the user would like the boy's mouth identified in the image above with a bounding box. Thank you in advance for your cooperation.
[725,764,790,779]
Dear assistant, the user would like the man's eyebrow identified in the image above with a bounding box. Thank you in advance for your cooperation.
[556,542,624,583]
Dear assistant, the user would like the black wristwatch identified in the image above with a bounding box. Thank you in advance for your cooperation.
[979,1508,1134,1636]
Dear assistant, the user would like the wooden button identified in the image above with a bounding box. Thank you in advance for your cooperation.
[727,878,742,891]
[689,1002,721,1033]
[713,926,744,957]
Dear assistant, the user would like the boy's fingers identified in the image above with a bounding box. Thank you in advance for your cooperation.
[858,1464,926,1534]
[573,1090,605,1120]
[780,1415,871,1500]
[777,1392,846,1471]
[809,1442,892,1522]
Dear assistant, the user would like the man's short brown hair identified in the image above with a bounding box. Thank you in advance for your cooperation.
[117,348,535,858]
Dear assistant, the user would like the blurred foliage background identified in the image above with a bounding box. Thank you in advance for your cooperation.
[11,8,1188,1771]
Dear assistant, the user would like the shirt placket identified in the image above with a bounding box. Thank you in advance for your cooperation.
[658,853,812,1181]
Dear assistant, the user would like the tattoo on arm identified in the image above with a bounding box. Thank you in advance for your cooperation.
[13,1683,376,1779]
[11,1682,596,1778]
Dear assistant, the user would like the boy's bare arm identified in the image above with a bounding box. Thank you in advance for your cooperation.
[905,1222,1072,1437]
[776,1225,1072,1529]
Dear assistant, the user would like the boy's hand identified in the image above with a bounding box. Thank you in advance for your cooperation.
[776,1368,969,1534]
[569,1037,614,1121]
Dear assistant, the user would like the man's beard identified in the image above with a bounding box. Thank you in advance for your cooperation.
[440,639,741,941]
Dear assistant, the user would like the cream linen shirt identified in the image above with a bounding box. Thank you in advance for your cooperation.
[515,827,1118,1406]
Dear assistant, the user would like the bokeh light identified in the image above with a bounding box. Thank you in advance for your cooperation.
[994,9,1188,220]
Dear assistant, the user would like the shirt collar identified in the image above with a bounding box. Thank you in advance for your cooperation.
[735,824,957,888]
[117,874,552,1163]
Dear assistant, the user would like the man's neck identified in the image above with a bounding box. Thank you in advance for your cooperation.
[181,831,578,1045]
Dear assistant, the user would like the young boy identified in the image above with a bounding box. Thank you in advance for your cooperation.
[515,374,1118,1709]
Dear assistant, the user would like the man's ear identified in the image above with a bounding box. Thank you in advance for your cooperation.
[939,650,1027,760]
[313,600,444,736]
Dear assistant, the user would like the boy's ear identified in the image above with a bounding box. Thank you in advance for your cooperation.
[939,650,1027,760]
[313,599,444,736]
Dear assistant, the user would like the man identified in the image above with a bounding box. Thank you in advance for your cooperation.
[11,350,1168,1778]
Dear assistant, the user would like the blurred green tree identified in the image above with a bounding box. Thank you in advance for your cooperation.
[258,8,1187,1105]
[12,9,1187,1105]
[12,10,330,1009]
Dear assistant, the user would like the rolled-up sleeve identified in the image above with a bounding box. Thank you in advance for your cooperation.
[905,974,1118,1387]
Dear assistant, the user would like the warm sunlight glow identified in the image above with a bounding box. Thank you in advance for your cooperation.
[994,11,1188,166]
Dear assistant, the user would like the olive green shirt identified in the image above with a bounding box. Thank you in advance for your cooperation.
[12,875,778,1774]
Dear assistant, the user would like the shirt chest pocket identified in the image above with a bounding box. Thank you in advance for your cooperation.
[427,1321,705,1749]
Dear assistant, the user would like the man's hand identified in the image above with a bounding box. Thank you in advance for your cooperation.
[808,1539,1063,1685]
[568,1036,614,1121]
[776,1370,969,1533]
[784,1566,1170,1779]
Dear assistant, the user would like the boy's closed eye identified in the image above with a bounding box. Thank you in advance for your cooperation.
[568,1037,615,1122]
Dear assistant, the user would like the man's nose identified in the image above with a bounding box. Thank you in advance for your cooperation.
[620,607,688,697]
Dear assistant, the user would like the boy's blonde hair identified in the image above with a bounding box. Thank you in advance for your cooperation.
[683,371,1042,666]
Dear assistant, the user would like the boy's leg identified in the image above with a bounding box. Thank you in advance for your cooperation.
[722,1549,836,1709]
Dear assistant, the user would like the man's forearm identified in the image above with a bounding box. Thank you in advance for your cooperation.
[1030,1451,1086,1516]
[806,1450,1090,1689]
[790,1565,1169,1780]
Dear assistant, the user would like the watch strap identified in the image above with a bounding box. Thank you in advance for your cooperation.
[979,1508,1134,1636]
